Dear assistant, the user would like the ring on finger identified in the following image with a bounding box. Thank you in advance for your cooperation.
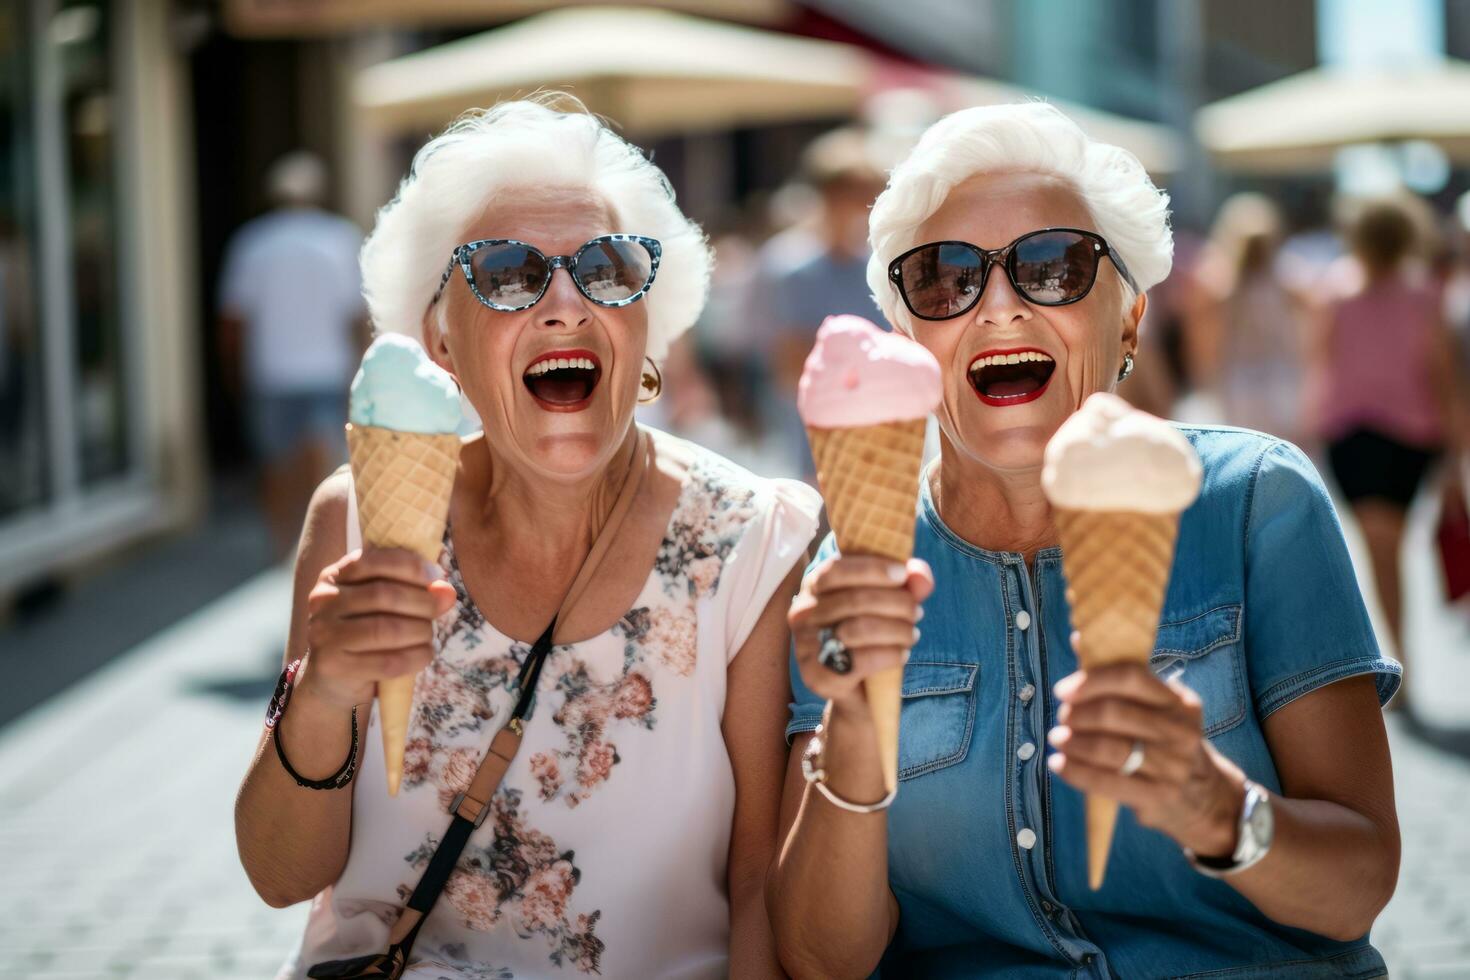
[1119,739,1146,776]
[816,627,852,675]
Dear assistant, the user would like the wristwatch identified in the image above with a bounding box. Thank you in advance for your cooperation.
[1186,779,1274,877]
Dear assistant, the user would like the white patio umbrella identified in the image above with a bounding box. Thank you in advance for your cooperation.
[354,5,870,137]
[1196,59,1470,173]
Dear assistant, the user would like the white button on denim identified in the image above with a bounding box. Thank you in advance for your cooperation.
[1019,683,1035,702]
[1017,828,1037,849]
[1015,610,1031,631]
[1017,742,1036,761]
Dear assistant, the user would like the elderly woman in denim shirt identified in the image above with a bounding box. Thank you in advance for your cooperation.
[769,104,1401,979]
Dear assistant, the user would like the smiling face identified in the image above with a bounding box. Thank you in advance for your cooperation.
[903,171,1145,472]
[422,186,648,481]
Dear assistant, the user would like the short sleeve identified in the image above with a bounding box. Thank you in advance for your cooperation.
[217,233,253,316]
[720,478,822,660]
[1243,441,1401,718]
[785,532,840,742]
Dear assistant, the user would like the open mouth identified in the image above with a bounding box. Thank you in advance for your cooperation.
[967,349,1056,407]
[523,349,603,411]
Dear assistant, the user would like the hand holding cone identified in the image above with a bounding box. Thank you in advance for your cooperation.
[1042,392,1201,888]
[346,335,463,796]
[798,316,942,792]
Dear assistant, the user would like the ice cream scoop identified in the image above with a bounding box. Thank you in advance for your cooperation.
[1042,392,1201,512]
[798,315,943,428]
[348,334,462,434]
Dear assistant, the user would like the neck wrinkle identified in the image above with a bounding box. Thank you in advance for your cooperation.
[931,433,1058,564]
[477,425,641,560]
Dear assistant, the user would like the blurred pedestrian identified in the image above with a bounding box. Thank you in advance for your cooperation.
[754,128,887,476]
[1188,194,1311,446]
[1314,195,1468,699]
[217,150,366,558]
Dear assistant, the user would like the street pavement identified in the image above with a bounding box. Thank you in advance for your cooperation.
[0,496,1467,979]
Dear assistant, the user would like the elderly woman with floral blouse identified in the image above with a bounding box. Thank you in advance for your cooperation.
[236,97,819,979]
[770,103,1401,979]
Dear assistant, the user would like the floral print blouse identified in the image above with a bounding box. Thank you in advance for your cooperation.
[280,433,821,980]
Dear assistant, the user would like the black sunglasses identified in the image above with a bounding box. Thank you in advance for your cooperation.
[428,234,662,313]
[887,228,1139,321]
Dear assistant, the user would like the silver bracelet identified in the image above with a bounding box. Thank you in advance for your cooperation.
[800,724,897,814]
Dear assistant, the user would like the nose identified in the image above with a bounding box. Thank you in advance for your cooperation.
[973,261,1032,329]
[536,266,591,331]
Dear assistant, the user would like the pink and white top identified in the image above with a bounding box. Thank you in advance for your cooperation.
[277,433,821,980]
[1318,275,1444,448]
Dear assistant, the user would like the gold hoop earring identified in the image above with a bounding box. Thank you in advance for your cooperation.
[639,357,663,404]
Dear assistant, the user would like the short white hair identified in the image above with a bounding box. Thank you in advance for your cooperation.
[866,102,1173,332]
[360,97,712,361]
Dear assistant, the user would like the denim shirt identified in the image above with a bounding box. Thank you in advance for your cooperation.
[788,427,1401,979]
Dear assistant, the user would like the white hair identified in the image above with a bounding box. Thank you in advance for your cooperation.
[360,97,712,361]
[866,102,1173,332]
[266,150,327,206]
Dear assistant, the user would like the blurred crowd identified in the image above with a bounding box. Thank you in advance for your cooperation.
[222,128,1470,700]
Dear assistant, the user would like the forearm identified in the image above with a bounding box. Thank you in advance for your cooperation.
[770,703,896,979]
[730,863,785,980]
[234,682,364,907]
[1221,790,1399,942]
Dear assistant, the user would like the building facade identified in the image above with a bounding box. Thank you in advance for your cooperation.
[1,0,200,597]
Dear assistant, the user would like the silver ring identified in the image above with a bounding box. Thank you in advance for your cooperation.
[1120,739,1146,776]
[817,627,852,675]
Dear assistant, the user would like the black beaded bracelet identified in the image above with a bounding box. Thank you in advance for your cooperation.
[273,701,359,790]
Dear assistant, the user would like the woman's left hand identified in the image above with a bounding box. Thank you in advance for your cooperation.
[1046,658,1246,859]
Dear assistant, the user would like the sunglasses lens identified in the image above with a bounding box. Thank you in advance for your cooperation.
[468,243,549,308]
[575,240,653,304]
[1011,231,1099,304]
[897,243,984,319]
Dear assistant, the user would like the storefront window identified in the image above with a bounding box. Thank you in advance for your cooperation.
[56,0,128,484]
[0,0,49,518]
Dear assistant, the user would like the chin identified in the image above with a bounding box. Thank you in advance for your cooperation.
[945,407,1057,472]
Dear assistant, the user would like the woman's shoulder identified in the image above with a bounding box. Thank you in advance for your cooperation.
[299,465,354,561]
[648,427,822,520]
[1169,423,1324,513]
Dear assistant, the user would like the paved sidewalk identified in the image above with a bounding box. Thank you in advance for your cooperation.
[1,504,1468,978]
[0,569,307,980]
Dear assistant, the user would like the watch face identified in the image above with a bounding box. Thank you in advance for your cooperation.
[265,659,302,729]
[1242,786,1273,858]
[1248,794,1274,842]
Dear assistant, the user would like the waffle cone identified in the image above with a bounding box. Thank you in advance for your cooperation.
[1054,507,1180,889]
[807,418,926,792]
[346,423,461,796]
